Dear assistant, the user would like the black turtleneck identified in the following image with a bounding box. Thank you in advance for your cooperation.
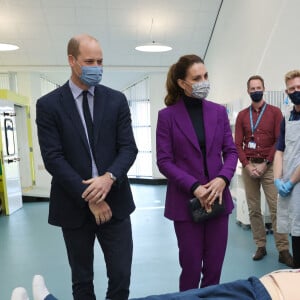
[183,95,208,177]
[183,95,229,192]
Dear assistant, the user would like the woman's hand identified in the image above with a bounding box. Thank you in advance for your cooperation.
[193,185,210,210]
[203,177,226,206]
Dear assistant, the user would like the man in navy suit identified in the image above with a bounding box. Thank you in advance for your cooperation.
[36,34,138,300]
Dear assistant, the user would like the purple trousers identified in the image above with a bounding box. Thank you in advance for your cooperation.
[174,214,229,291]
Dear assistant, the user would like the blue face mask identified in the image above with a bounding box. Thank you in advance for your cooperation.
[250,91,263,102]
[288,91,300,105]
[77,62,103,86]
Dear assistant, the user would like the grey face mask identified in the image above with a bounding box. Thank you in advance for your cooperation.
[191,80,210,99]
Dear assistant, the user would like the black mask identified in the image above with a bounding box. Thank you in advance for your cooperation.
[250,91,263,102]
[288,91,300,105]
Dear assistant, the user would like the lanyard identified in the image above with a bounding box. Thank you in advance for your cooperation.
[249,103,267,136]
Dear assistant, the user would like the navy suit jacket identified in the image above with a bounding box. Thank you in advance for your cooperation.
[36,82,138,228]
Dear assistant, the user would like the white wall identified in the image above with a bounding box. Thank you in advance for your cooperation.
[149,73,168,179]
[206,0,298,107]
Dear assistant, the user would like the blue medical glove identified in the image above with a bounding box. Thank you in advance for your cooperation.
[278,180,294,197]
[274,179,289,197]
[278,186,290,197]
[274,178,283,192]
[281,180,295,194]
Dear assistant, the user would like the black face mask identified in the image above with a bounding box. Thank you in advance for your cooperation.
[250,91,263,102]
[288,91,300,105]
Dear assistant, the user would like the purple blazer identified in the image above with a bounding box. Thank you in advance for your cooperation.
[156,98,238,221]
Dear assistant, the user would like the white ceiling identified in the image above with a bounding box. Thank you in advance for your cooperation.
[0,0,222,90]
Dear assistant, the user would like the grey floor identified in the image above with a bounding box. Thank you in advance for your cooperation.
[0,184,291,300]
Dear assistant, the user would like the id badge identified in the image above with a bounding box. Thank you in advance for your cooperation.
[248,141,256,149]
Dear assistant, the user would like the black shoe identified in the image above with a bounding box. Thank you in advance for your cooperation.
[279,250,294,268]
[252,247,267,261]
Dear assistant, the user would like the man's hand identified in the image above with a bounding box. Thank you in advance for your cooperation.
[280,180,295,197]
[254,162,268,177]
[245,163,261,178]
[82,173,114,204]
[245,163,256,176]
[274,178,284,192]
[88,201,112,225]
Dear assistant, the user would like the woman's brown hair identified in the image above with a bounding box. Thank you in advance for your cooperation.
[164,54,204,106]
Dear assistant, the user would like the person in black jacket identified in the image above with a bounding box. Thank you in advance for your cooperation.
[36,34,137,300]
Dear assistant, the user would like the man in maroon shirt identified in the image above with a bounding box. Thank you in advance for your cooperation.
[235,75,293,267]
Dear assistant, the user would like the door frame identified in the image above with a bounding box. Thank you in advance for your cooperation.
[0,89,34,215]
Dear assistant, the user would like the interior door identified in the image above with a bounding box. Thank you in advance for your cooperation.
[0,105,22,214]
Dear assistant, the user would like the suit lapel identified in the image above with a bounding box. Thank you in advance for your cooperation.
[59,83,90,153]
[93,85,106,146]
[172,99,201,152]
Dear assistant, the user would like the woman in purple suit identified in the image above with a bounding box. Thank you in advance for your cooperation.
[156,55,238,291]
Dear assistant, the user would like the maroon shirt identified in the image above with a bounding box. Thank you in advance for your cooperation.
[235,101,283,167]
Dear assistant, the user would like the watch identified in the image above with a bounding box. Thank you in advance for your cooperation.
[107,172,117,181]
